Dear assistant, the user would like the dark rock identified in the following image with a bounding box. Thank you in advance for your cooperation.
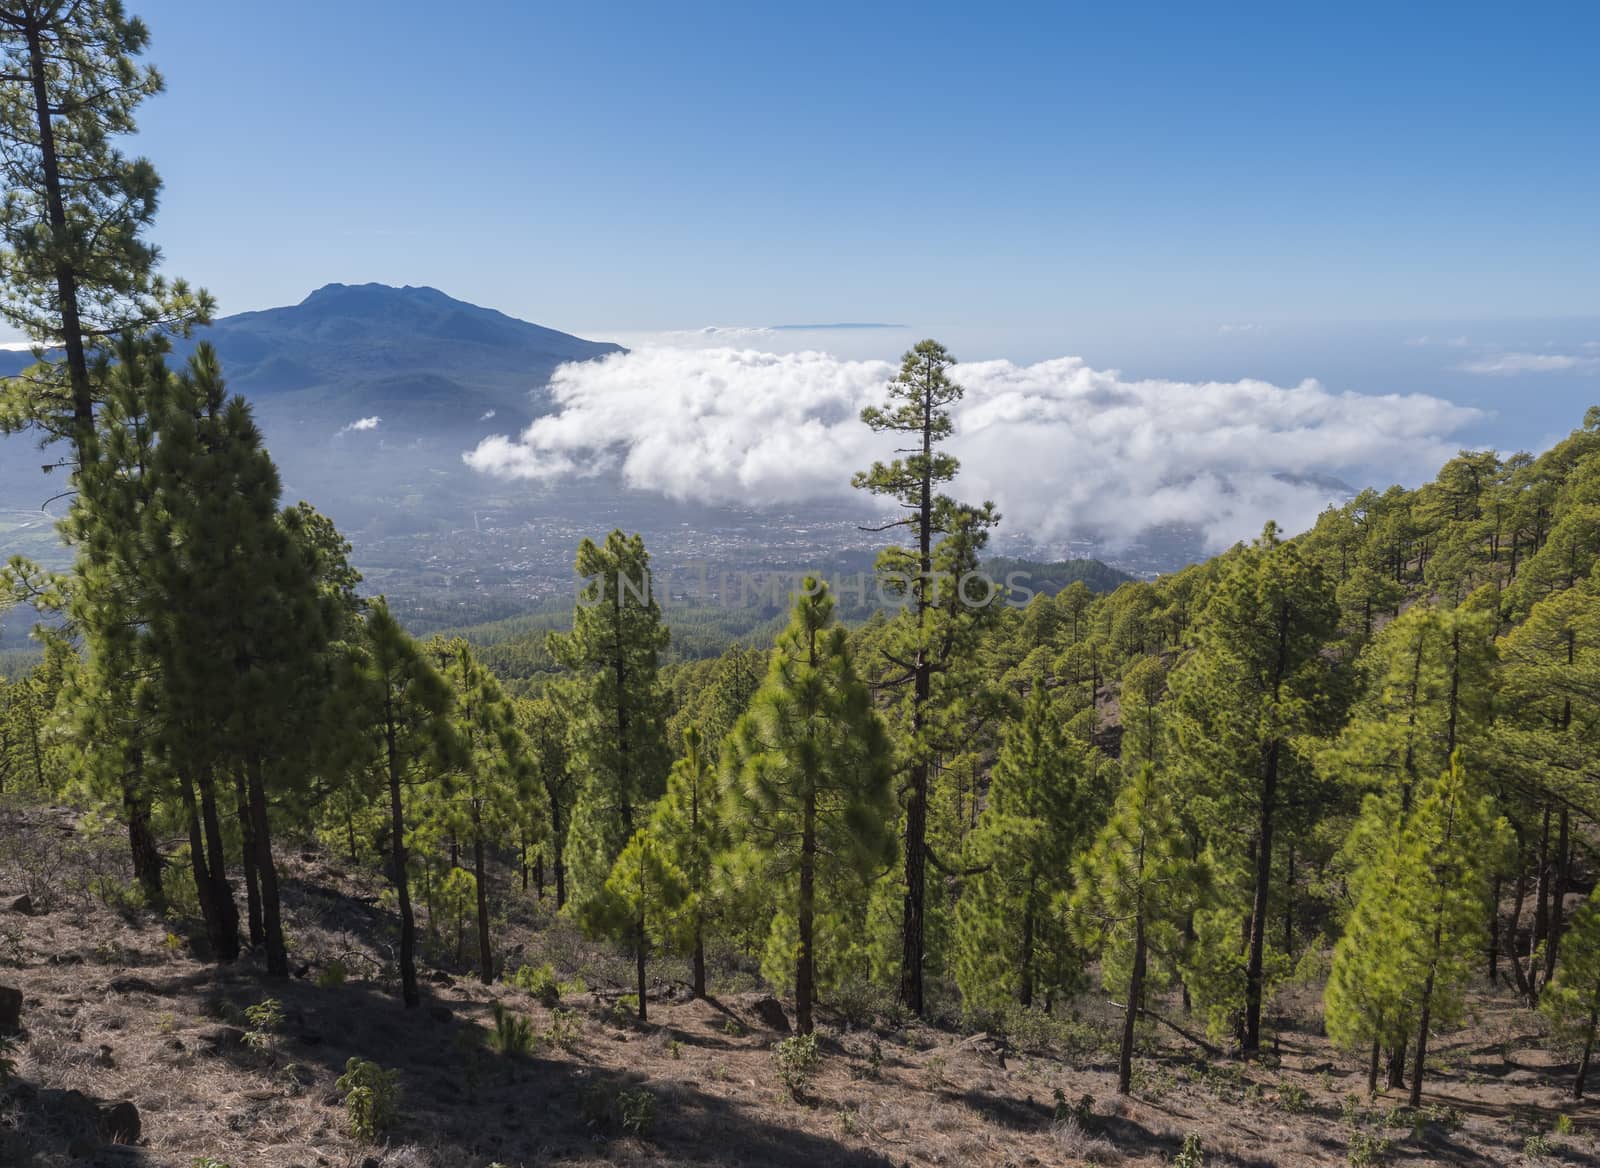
[10,894,33,915]
[97,1100,140,1144]
[749,996,790,1033]
[427,970,454,986]
[107,976,160,996]
[0,983,20,1032]
[197,1025,246,1052]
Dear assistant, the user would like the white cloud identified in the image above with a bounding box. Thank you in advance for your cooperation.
[465,347,1482,552]
[480,409,497,421]
[1456,352,1597,376]
[1218,322,1260,334]
[338,415,382,434]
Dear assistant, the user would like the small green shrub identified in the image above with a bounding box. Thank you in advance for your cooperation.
[1554,1113,1574,1136]
[1053,1088,1095,1125]
[191,1158,232,1168]
[490,1002,535,1057]
[335,1056,401,1142]
[1346,1130,1391,1167]
[315,960,348,989]
[773,1032,821,1099]
[851,1037,882,1080]
[1523,1132,1553,1158]
[1278,1083,1310,1113]
[1172,1132,1204,1168]
[510,962,562,1007]
[579,1082,656,1135]
[543,1008,580,1052]
[243,997,284,1048]
[618,1087,656,1136]
[0,1034,18,1086]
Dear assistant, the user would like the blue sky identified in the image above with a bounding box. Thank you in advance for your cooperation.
[129,0,1597,334]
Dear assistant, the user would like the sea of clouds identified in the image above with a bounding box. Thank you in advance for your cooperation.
[463,345,1482,553]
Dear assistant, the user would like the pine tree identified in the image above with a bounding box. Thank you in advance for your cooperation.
[650,726,725,997]
[1394,756,1507,1106]
[519,693,577,907]
[953,683,1087,1011]
[547,531,670,914]
[723,579,896,1034]
[1168,524,1340,1053]
[1070,765,1210,1094]
[331,599,459,1006]
[593,827,692,1023]
[1540,894,1600,1098]
[1324,792,1418,1094]
[0,0,210,466]
[853,339,1000,1015]
[432,640,535,984]
[139,343,330,976]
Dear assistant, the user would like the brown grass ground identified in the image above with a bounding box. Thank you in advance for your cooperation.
[3,803,1599,1168]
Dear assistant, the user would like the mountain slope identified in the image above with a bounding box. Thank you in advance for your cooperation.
[0,283,622,429]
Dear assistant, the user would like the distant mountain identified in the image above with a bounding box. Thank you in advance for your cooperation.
[189,283,622,428]
[0,284,624,528]
[0,283,622,431]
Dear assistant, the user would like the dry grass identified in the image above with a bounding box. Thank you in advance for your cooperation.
[3,801,1600,1166]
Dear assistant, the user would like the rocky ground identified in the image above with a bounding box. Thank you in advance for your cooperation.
[3,801,1599,1168]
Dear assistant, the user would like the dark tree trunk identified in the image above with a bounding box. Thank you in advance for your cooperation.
[247,753,287,978]
[197,766,239,961]
[797,790,818,1036]
[1388,1042,1407,1090]
[1577,982,1600,1100]
[1546,808,1570,985]
[473,810,492,985]
[21,16,92,459]
[234,772,263,948]
[179,772,225,960]
[384,724,419,1008]
[635,912,648,1023]
[1117,912,1147,1095]
[123,762,165,910]
[1368,1037,1382,1095]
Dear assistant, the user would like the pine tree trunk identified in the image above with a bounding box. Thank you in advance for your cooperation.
[21,15,93,460]
[1546,808,1570,985]
[247,753,287,978]
[1245,738,1279,1055]
[635,911,648,1023]
[797,790,818,1036]
[1368,1037,1382,1095]
[234,772,264,948]
[1533,804,1551,967]
[548,787,566,909]
[123,761,165,910]
[384,724,419,1008]
[898,753,928,1016]
[474,812,492,985]
[1118,912,1146,1095]
[197,766,239,961]
[1577,982,1600,1101]
[1488,874,1500,983]
[179,772,225,960]
[1388,1042,1407,1090]
[692,928,706,999]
